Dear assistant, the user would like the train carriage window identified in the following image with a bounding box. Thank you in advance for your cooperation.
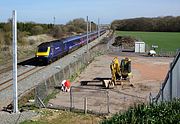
[73,39,80,44]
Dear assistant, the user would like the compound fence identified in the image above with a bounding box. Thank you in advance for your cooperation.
[46,86,146,115]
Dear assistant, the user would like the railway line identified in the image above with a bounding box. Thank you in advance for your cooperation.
[0,66,45,92]
[0,55,35,75]
[0,63,13,75]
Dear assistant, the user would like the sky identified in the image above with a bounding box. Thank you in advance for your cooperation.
[1,0,180,24]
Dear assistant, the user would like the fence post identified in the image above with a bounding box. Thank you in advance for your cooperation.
[45,80,48,96]
[70,87,73,111]
[169,62,173,100]
[161,85,164,101]
[35,86,38,107]
[149,92,152,104]
[84,97,87,114]
[107,91,110,114]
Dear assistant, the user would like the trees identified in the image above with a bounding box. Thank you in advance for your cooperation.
[49,18,98,38]
[66,18,86,33]
[31,25,44,35]
[49,25,65,38]
[111,16,180,32]
[0,17,98,45]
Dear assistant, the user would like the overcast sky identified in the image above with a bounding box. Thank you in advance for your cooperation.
[1,0,180,24]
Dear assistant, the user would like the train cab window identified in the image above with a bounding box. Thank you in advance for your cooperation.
[38,47,48,52]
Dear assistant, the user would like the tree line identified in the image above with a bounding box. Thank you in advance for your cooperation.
[0,18,97,46]
[111,16,180,32]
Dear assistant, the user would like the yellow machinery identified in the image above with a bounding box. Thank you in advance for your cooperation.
[108,57,132,88]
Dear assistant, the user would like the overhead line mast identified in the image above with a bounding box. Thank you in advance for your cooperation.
[12,10,18,113]
[86,16,89,52]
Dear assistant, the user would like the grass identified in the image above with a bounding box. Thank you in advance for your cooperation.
[116,31,180,51]
[20,109,102,124]
[43,90,59,105]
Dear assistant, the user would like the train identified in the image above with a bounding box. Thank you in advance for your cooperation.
[35,30,106,64]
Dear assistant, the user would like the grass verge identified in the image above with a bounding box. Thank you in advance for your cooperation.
[20,109,102,124]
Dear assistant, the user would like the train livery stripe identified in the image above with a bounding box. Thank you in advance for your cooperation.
[36,47,50,56]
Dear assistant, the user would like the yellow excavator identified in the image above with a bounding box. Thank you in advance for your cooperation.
[105,57,132,88]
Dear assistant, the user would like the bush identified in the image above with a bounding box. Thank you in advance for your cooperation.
[101,99,180,124]
[31,25,44,35]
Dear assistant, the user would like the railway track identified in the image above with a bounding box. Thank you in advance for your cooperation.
[0,66,45,92]
[0,55,36,75]
[0,64,13,75]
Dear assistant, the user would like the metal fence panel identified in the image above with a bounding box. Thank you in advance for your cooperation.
[162,78,171,101]
[172,58,180,98]
[156,52,180,102]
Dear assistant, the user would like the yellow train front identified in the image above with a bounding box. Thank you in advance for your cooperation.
[36,42,52,64]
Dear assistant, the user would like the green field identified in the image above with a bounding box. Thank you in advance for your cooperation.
[116,31,180,51]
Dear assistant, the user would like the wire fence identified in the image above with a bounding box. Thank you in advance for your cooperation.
[145,44,178,57]
[46,86,146,115]
[69,86,109,115]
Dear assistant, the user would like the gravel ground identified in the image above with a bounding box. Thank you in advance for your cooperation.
[0,111,37,124]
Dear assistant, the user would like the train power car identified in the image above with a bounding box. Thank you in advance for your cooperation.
[36,39,67,64]
[35,30,106,64]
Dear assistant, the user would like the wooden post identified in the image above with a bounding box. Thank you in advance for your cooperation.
[84,97,87,114]
[107,91,110,114]
[70,88,73,111]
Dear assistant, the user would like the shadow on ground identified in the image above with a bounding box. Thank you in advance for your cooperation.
[18,57,46,66]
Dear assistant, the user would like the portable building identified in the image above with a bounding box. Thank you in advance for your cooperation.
[135,42,145,53]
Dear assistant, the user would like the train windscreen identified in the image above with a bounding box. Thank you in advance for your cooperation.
[38,47,48,52]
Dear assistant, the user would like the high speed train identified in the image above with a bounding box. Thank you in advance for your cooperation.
[35,30,106,64]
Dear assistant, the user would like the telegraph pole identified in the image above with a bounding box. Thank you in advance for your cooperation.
[89,21,91,32]
[53,16,56,26]
[12,10,18,113]
[86,16,89,52]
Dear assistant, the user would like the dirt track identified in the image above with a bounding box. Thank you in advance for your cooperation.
[49,53,173,114]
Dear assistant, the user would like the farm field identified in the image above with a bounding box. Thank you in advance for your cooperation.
[116,31,180,51]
